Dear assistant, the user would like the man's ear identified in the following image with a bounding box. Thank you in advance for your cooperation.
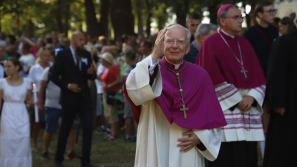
[186,22,190,28]
[257,12,263,19]
[220,18,226,26]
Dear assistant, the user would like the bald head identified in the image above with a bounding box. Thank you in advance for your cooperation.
[71,31,85,49]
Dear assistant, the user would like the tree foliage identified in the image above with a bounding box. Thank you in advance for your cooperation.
[0,0,276,38]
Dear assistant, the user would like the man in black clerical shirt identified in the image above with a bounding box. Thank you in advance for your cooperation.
[242,1,279,78]
[242,2,279,159]
[264,29,297,167]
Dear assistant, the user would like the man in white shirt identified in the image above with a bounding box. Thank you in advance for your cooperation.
[19,43,35,76]
[38,59,80,161]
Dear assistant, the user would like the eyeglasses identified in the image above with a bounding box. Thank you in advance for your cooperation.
[263,9,277,15]
[164,39,187,46]
[223,15,245,21]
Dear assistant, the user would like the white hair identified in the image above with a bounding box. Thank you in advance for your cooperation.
[166,24,191,44]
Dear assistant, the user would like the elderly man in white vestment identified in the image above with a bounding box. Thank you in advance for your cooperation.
[123,24,227,167]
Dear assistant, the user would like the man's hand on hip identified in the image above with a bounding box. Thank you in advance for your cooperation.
[177,130,201,153]
[69,84,81,93]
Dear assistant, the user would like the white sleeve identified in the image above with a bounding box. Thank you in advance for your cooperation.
[246,84,266,107]
[40,67,50,81]
[215,82,242,111]
[28,56,36,67]
[25,78,33,90]
[147,54,159,75]
[0,79,3,90]
[97,63,105,75]
[125,55,162,106]
[27,66,34,83]
[193,128,222,161]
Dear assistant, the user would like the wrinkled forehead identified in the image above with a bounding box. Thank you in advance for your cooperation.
[165,26,187,40]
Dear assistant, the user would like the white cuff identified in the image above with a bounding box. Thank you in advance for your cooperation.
[68,84,71,90]
[148,54,159,75]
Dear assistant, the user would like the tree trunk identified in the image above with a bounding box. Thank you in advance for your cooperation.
[55,0,64,33]
[157,15,166,31]
[26,19,34,37]
[250,0,257,25]
[136,0,143,36]
[209,0,219,24]
[64,3,70,36]
[110,0,134,38]
[145,0,151,36]
[175,0,189,27]
[98,0,109,37]
[0,0,2,31]
[84,0,100,38]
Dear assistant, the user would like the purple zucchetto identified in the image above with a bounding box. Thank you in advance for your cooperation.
[217,4,233,16]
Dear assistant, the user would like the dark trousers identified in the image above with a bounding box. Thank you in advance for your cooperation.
[207,141,258,167]
[55,103,93,164]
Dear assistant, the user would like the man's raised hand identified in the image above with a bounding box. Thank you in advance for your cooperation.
[151,29,167,64]
[177,130,201,153]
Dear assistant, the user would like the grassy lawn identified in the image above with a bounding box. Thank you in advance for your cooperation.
[32,128,136,167]
[32,127,263,167]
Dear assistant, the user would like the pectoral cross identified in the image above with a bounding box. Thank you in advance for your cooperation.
[241,66,248,78]
[180,104,189,119]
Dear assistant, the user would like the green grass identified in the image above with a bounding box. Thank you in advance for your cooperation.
[32,129,136,167]
[32,128,263,167]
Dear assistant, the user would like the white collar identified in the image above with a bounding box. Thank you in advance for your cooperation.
[165,57,183,70]
[221,29,236,39]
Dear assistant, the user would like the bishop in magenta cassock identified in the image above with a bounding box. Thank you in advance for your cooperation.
[196,4,266,167]
[123,24,226,167]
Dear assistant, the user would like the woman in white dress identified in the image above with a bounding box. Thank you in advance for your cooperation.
[0,57,34,167]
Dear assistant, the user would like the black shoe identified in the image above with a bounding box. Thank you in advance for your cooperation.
[55,162,64,167]
[81,163,98,167]
[67,151,81,160]
[124,136,136,142]
[41,152,49,160]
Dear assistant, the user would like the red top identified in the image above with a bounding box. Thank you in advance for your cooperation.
[196,29,266,88]
[100,64,120,92]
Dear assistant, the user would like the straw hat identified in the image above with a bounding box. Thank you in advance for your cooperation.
[100,52,114,64]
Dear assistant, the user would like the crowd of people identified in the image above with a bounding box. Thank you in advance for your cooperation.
[0,1,296,167]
